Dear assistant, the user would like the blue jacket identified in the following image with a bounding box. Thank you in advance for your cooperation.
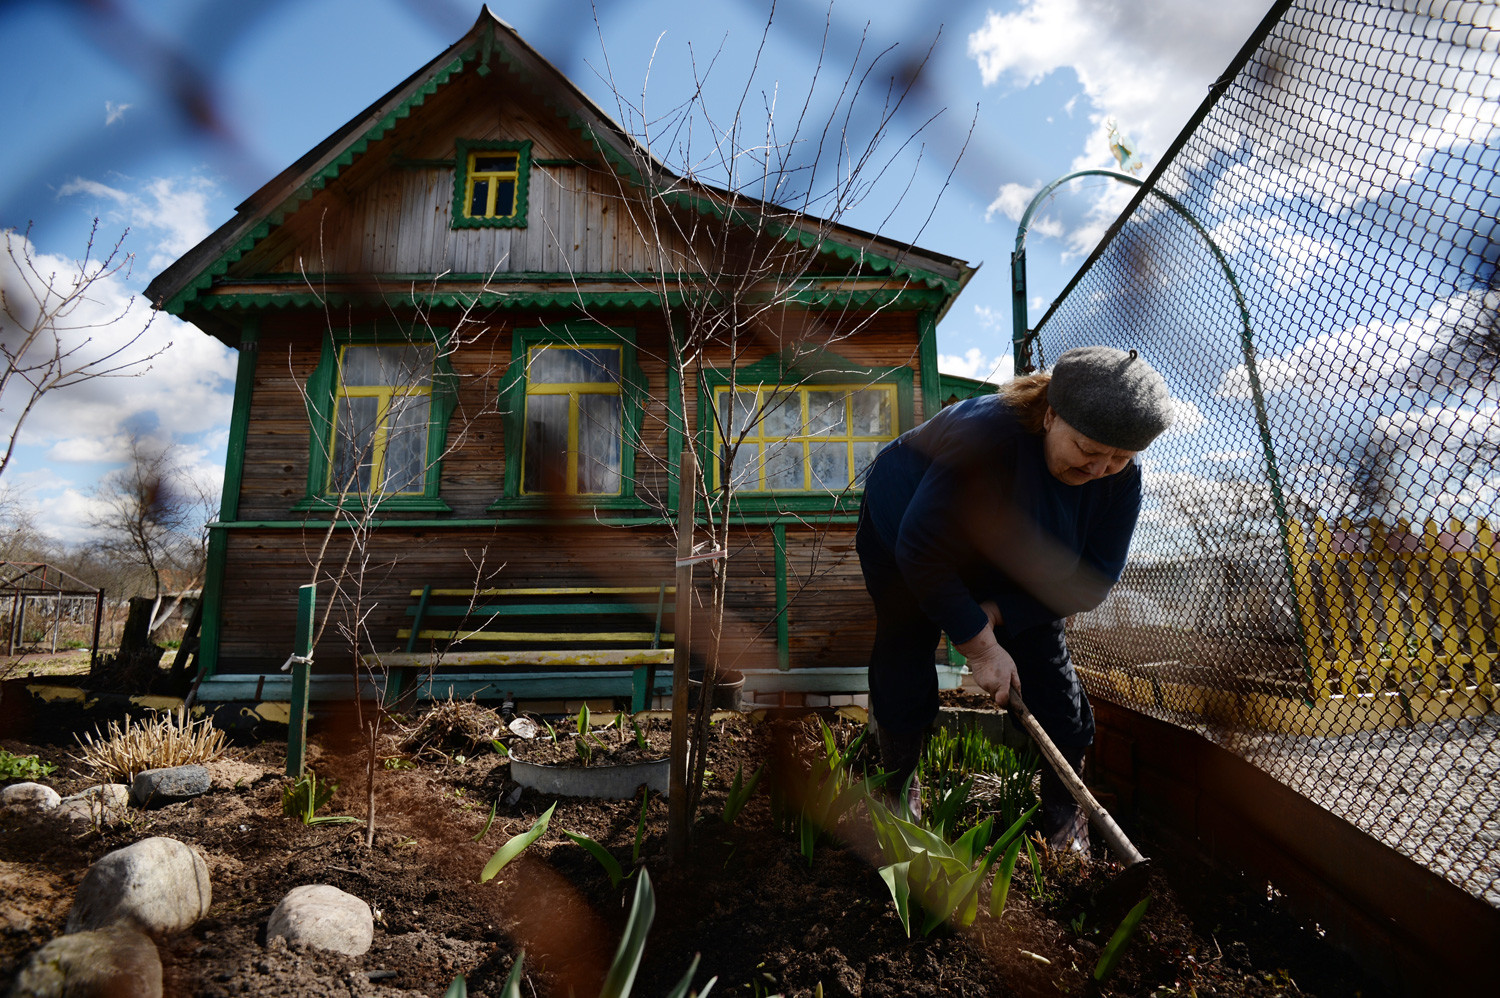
[861,394,1141,644]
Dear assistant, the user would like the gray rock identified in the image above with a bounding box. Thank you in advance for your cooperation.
[1,782,60,811]
[66,836,212,934]
[53,784,131,829]
[265,884,374,956]
[130,765,211,808]
[9,922,161,998]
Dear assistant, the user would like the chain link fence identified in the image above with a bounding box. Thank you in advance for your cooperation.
[1024,0,1500,906]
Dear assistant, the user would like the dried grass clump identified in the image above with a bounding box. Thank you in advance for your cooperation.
[72,707,229,782]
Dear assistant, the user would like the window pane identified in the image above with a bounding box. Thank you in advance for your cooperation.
[809,441,848,490]
[725,443,762,491]
[806,390,847,436]
[762,391,799,438]
[852,441,884,484]
[342,344,432,387]
[332,396,378,493]
[529,346,621,384]
[382,395,430,494]
[377,344,433,387]
[491,179,516,216]
[469,178,489,217]
[851,389,893,436]
[720,390,758,439]
[475,154,517,173]
[578,394,622,494]
[523,394,569,492]
[764,441,802,490]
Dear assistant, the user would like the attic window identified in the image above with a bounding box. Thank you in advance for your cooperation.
[453,139,531,229]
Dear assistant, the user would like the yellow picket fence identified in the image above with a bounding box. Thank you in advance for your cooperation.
[1286,517,1498,703]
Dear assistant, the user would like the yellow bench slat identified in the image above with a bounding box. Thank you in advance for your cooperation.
[409,586,675,597]
[399,629,674,644]
[377,649,675,668]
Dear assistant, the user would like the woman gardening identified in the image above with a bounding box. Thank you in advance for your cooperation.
[856,345,1173,851]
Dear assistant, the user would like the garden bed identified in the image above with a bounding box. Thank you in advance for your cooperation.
[0,693,1390,997]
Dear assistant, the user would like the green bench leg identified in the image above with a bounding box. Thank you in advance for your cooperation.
[632,665,650,713]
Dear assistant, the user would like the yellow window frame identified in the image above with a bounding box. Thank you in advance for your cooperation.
[329,345,433,496]
[713,382,899,492]
[521,344,624,496]
[464,150,520,220]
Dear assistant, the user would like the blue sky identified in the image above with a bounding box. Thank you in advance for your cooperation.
[0,0,1278,545]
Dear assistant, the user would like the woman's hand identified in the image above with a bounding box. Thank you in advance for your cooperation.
[954,627,1020,709]
[979,600,1002,630]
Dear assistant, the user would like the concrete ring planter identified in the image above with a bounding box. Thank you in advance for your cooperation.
[509,750,673,799]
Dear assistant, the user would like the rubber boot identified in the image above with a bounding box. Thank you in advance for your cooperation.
[876,724,926,822]
[1039,744,1090,856]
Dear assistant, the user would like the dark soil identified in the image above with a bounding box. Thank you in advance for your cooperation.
[0,692,1392,997]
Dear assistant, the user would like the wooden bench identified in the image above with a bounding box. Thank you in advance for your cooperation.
[377,585,675,711]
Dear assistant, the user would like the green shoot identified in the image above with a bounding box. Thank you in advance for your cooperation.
[282,770,361,826]
[630,718,647,751]
[869,798,1037,937]
[501,952,525,998]
[479,803,555,883]
[720,763,764,825]
[490,739,509,757]
[1025,835,1045,897]
[988,835,1024,919]
[564,830,626,888]
[443,973,467,998]
[598,870,718,998]
[472,800,498,842]
[600,872,654,998]
[633,790,649,865]
[1094,895,1152,982]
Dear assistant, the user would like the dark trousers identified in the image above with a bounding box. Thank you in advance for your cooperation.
[855,513,1095,757]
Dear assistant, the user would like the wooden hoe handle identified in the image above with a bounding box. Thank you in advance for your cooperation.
[1009,690,1148,868]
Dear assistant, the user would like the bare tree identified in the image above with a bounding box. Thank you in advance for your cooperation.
[0,220,169,480]
[87,434,213,618]
[293,262,511,847]
[579,5,970,822]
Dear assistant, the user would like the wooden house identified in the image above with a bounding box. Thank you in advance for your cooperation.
[145,8,975,707]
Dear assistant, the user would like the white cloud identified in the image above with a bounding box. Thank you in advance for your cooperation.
[105,101,133,126]
[57,173,220,272]
[969,1,1275,257]
[0,229,235,543]
[1216,288,1500,402]
[1165,396,1205,436]
[938,348,1014,384]
[1206,449,1255,463]
[986,181,1040,223]
[972,305,1003,330]
[969,1,1276,173]
[57,177,130,203]
[1210,214,1344,294]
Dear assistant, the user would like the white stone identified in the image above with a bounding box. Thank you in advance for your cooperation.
[265,884,374,956]
[53,784,131,829]
[9,922,162,998]
[1,782,61,810]
[67,836,212,934]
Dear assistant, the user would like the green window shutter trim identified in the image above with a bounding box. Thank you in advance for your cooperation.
[494,323,644,505]
[694,350,914,512]
[302,325,457,509]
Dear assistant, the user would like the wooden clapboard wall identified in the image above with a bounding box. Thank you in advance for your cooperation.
[233,60,690,280]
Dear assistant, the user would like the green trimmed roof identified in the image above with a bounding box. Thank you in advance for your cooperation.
[144,6,974,326]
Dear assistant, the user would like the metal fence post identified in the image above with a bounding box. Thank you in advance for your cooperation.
[285,583,315,777]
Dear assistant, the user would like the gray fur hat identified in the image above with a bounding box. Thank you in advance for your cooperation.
[1047,346,1173,451]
